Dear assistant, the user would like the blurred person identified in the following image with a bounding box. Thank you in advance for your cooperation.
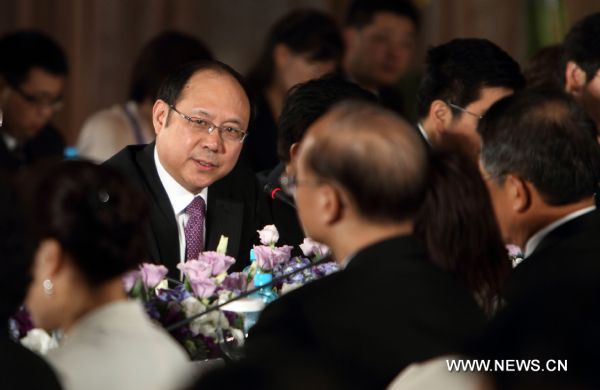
[21,161,192,390]
[0,30,68,172]
[242,9,343,172]
[479,88,600,303]
[524,44,563,90]
[261,75,376,247]
[415,38,524,161]
[343,0,419,117]
[0,173,62,389]
[234,101,485,389]
[105,60,272,276]
[563,12,600,133]
[77,31,213,162]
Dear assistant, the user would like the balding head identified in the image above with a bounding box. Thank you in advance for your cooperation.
[300,100,429,222]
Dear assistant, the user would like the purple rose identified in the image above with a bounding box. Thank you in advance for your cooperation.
[299,238,331,258]
[221,272,248,292]
[190,278,217,298]
[254,245,293,271]
[122,270,140,292]
[197,251,236,275]
[139,263,168,289]
[178,259,212,283]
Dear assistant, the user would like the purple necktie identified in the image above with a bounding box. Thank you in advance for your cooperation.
[184,196,206,260]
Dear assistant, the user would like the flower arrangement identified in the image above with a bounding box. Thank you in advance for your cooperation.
[124,225,338,360]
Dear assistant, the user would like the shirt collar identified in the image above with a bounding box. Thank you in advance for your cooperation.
[417,122,431,145]
[2,131,18,151]
[154,147,207,215]
[524,205,596,257]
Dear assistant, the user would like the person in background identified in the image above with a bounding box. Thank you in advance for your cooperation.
[260,75,376,247]
[524,44,564,90]
[0,173,62,389]
[0,30,68,172]
[105,60,272,277]
[20,161,192,390]
[77,31,213,162]
[562,12,600,133]
[242,9,344,172]
[343,0,419,118]
[479,88,600,303]
[415,38,524,161]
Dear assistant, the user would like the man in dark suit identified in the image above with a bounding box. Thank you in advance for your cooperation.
[106,60,271,276]
[479,88,600,302]
[230,101,484,389]
[259,75,375,248]
[0,31,68,173]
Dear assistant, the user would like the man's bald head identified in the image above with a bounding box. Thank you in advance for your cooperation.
[301,100,428,222]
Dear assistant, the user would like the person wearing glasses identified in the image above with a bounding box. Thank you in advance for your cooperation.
[0,30,68,172]
[415,38,524,161]
[105,60,271,277]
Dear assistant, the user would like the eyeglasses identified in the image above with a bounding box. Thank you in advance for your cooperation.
[446,102,483,120]
[280,173,323,197]
[12,85,63,112]
[169,105,247,142]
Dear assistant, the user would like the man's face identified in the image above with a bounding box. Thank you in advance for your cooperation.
[279,52,337,93]
[1,67,64,141]
[345,12,416,89]
[154,70,250,194]
[579,70,600,131]
[294,130,323,242]
[444,86,513,160]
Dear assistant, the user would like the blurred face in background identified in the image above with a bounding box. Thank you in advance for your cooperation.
[1,67,64,141]
[344,12,416,90]
[274,44,338,93]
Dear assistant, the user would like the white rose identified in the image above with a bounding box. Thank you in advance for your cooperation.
[20,328,58,355]
[257,225,279,246]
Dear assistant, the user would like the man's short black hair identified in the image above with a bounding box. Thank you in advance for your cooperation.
[416,38,524,119]
[277,75,376,163]
[479,87,600,206]
[345,0,420,30]
[562,12,600,84]
[0,30,68,87]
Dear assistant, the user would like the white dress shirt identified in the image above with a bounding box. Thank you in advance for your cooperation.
[154,148,207,264]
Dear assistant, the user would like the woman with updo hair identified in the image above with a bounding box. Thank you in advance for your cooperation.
[21,161,191,390]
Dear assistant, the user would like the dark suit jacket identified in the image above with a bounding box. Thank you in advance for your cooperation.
[0,125,64,173]
[0,334,62,389]
[506,209,600,302]
[104,143,272,276]
[244,236,486,389]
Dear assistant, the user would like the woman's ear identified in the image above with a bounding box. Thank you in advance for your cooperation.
[33,239,63,279]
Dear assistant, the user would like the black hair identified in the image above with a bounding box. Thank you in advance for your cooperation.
[0,30,68,88]
[562,12,600,84]
[246,9,343,92]
[19,161,149,287]
[345,0,420,30]
[415,152,511,315]
[129,30,213,103]
[277,75,376,163]
[479,87,600,205]
[416,38,524,119]
[524,44,564,90]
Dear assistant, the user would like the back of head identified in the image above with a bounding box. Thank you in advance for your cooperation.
[19,161,148,287]
[304,100,428,222]
[479,88,600,205]
[416,38,524,119]
[0,174,31,321]
[246,9,344,90]
[277,75,376,163]
[129,30,213,103]
[524,44,564,90]
[562,12,600,83]
[344,0,420,30]
[0,30,68,87]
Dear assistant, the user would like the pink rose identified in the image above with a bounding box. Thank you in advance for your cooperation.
[177,260,212,283]
[299,238,331,258]
[197,251,236,275]
[139,263,168,289]
[122,270,140,293]
[254,245,293,271]
[257,225,279,246]
[190,278,217,298]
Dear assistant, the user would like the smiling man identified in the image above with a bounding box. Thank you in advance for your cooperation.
[106,60,271,276]
[0,30,68,172]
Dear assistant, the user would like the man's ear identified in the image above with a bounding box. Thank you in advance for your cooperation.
[273,44,291,70]
[505,174,531,213]
[152,99,169,136]
[319,184,344,226]
[426,100,452,142]
[565,61,587,96]
[343,28,357,51]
